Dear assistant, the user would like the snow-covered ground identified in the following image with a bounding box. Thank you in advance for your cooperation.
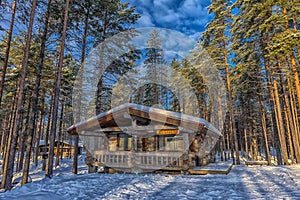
[1,155,300,200]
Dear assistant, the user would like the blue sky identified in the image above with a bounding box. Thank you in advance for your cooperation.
[124,0,212,39]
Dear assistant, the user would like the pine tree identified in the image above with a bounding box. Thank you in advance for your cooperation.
[94,0,140,114]
[1,0,37,190]
[201,0,240,164]
[21,0,52,185]
[0,0,17,111]
[46,0,69,178]
[142,29,164,107]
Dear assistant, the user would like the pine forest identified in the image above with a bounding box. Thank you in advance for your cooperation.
[0,0,300,198]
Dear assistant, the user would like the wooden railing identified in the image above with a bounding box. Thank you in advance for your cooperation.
[93,150,183,171]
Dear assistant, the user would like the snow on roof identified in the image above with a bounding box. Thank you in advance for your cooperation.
[68,103,221,137]
[36,140,83,147]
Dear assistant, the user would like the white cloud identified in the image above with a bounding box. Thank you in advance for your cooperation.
[137,12,155,27]
[189,32,202,41]
[182,0,205,17]
[123,0,212,36]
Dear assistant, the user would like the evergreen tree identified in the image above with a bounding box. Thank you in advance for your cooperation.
[1,0,37,190]
[201,0,240,164]
[46,0,69,178]
[21,0,52,185]
[142,29,164,107]
[0,0,17,111]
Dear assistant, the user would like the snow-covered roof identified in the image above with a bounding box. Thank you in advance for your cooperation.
[67,103,221,137]
[36,140,83,147]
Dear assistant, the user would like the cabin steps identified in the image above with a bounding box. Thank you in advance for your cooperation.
[189,160,233,175]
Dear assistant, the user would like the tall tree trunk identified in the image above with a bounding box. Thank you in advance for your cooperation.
[288,78,300,152]
[258,90,271,165]
[237,117,244,159]
[290,53,300,108]
[46,0,69,178]
[0,0,17,145]
[0,113,8,154]
[22,0,52,185]
[217,88,225,161]
[2,88,18,174]
[248,114,254,160]
[278,60,300,163]
[55,100,64,167]
[241,101,249,159]
[73,4,90,174]
[273,76,289,165]
[262,55,283,165]
[283,104,294,164]
[0,0,17,107]
[289,80,300,139]
[222,32,240,165]
[16,131,25,172]
[1,0,37,190]
[34,98,44,166]
[42,95,53,171]
[282,8,300,111]
[225,117,231,159]
[17,94,32,173]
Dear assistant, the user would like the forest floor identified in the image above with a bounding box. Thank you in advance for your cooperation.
[1,154,300,200]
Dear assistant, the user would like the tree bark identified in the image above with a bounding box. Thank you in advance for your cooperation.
[290,53,300,109]
[282,7,300,111]
[0,113,8,154]
[262,54,283,165]
[273,77,289,165]
[46,0,69,178]
[72,135,79,174]
[278,60,300,163]
[55,100,64,167]
[16,132,25,172]
[0,0,17,107]
[257,90,271,165]
[288,78,300,154]
[241,101,249,160]
[1,0,37,190]
[17,94,32,173]
[72,2,90,174]
[2,89,18,174]
[34,98,44,166]
[222,32,240,165]
[43,95,53,171]
[22,0,52,185]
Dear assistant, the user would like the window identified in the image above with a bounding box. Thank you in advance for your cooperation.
[158,135,183,151]
[118,134,132,151]
[109,135,118,151]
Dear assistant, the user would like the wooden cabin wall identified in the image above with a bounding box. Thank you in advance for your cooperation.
[137,137,156,152]
[109,136,117,151]
[103,132,187,153]
[81,134,106,153]
[145,137,156,151]
[118,134,132,151]
[136,138,142,152]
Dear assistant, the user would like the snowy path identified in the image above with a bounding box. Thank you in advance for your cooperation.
[1,164,300,200]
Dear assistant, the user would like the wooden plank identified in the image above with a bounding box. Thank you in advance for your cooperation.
[95,125,178,132]
[245,161,269,166]
[128,107,205,132]
[189,163,233,175]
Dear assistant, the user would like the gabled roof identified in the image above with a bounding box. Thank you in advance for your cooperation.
[36,140,84,147]
[67,103,221,137]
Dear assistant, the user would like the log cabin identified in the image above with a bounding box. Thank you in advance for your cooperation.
[67,103,222,173]
[38,140,82,158]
